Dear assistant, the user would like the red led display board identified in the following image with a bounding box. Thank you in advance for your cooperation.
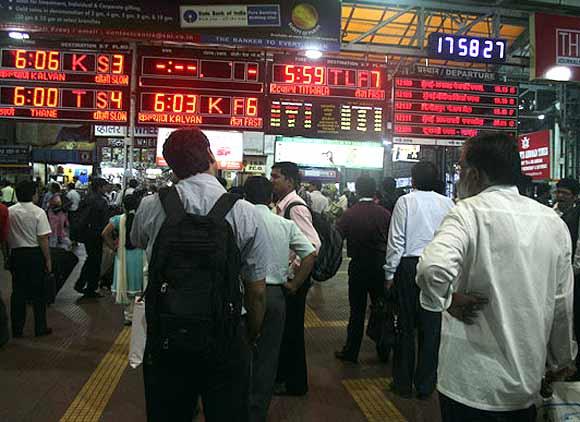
[0,44,130,123]
[136,47,265,129]
[266,55,389,140]
[394,77,518,143]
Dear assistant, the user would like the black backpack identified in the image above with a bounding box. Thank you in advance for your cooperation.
[145,187,242,356]
[69,197,92,242]
[285,202,343,282]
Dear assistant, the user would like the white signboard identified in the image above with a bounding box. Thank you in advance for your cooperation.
[94,126,159,138]
[275,138,384,169]
[156,128,244,171]
[392,144,420,162]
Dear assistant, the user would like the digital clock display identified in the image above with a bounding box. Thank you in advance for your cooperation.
[266,55,389,140]
[427,33,508,64]
[0,44,132,123]
[393,77,518,143]
[137,47,265,129]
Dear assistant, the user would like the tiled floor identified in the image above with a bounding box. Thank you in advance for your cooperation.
[0,248,441,421]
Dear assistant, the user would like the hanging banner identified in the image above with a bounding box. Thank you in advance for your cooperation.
[518,130,551,181]
[531,13,580,81]
[0,0,341,50]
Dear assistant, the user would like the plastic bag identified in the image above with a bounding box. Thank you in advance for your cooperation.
[128,297,146,369]
[537,381,580,421]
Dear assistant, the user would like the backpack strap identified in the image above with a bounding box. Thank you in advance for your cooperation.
[208,193,241,222]
[159,186,186,225]
[283,201,310,220]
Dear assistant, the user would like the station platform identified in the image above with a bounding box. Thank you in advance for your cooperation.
[0,248,440,422]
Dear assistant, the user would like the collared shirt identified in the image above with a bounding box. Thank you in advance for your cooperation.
[7,202,51,249]
[275,190,321,253]
[254,205,315,285]
[336,199,391,259]
[310,190,329,214]
[384,190,454,280]
[131,173,268,283]
[417,185,576,412]
[66,189,81,212]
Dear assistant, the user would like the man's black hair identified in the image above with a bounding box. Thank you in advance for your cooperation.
[355,176,376,198]
[382,177,396,193]
[244,176,273,206]
[67,183,75,191]
[128,179,139,189]
[557,178,580,196]
[310,181,322,191]
[91,177,108,193]
[271,161,301,188]
[412,161,440,191]
[15,180,36,202]
[462,132,522,186]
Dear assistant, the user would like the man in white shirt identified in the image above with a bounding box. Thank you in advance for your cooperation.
[308,181,329,214]
[7,180,53,338]
[1,180,17,206]
[244,176,316,422]
[271,161,321,396]
[66,183,81,212]
[417,132,576,421]
[384,161,454,399]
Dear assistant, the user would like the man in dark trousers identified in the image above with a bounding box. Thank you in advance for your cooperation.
[271,162,321,396]
[7,181,53,337]
[384,161,454,399]
[74,178,109,298]
[335,176,391,363]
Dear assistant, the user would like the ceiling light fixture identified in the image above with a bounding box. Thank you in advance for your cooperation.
[8,31,30,40]
[545,66,572,82]
[305,49,323,59]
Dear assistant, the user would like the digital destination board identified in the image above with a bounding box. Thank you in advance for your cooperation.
[393,77,518,144]
[136,47,265,130]
[266,55,389,140]
[0,45,130,123]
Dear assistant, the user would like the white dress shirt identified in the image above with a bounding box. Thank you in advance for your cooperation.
[417,185,577,412]
[310,190,329,214]
[254,205,315,285]
[7,202,52,248]
[384,190,454,280]
[66,189,81,212]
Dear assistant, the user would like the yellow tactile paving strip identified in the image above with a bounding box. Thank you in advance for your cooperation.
[343,378,408,422]
[60,327,130,422]
[305,305,348,328]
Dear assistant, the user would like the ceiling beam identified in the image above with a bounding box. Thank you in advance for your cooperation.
[347,6,415,45]
[456,13,491,35]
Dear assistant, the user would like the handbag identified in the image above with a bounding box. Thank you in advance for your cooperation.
[128,296,146,369]
[366,287,399,362]
[537,381,580,421]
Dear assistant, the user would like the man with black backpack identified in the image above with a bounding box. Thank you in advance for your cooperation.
[271,162,321,397]
[131,128,268,422]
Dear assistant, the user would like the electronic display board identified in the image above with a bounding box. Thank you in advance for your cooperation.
[266,55,389,140]
[393,77,518,143]
[0,45,130,123]
[136,47,265,130]
[427,33,508,64]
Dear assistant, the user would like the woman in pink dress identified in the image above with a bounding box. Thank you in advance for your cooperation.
[47,182,69,248]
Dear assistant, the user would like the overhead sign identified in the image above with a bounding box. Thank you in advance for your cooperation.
[428,33,508,64]
[156,128,244,171]
[518,130,551,180]
[531,13,580,81]
[0,42,131,124]
[394,77,518,142]
[275,137,384,169]
[137,46,264,130]
[94,126,159,138]
[0,1,341,51]
[266,55,389,141]
[0,144,30,165]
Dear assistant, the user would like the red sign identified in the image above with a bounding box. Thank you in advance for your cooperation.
[532,13,580,81]
[518,130,551,180]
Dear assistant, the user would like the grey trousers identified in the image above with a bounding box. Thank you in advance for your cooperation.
[250,285,286,422]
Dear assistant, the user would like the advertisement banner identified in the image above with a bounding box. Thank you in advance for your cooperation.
[156,128,243,170]
[518,130,551,180]
[0,0,340,50]
[531,13,580,81]
[275,138,384,170]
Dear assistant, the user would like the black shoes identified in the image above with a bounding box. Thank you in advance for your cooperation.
[334,350,358,364]
[35,328,53,337]
[272,383,308,397]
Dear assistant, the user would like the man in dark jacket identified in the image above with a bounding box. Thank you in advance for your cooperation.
[335,176,391,363]
[74,178,110,298]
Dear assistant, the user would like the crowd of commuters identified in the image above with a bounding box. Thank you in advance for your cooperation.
[0,128,578,422]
